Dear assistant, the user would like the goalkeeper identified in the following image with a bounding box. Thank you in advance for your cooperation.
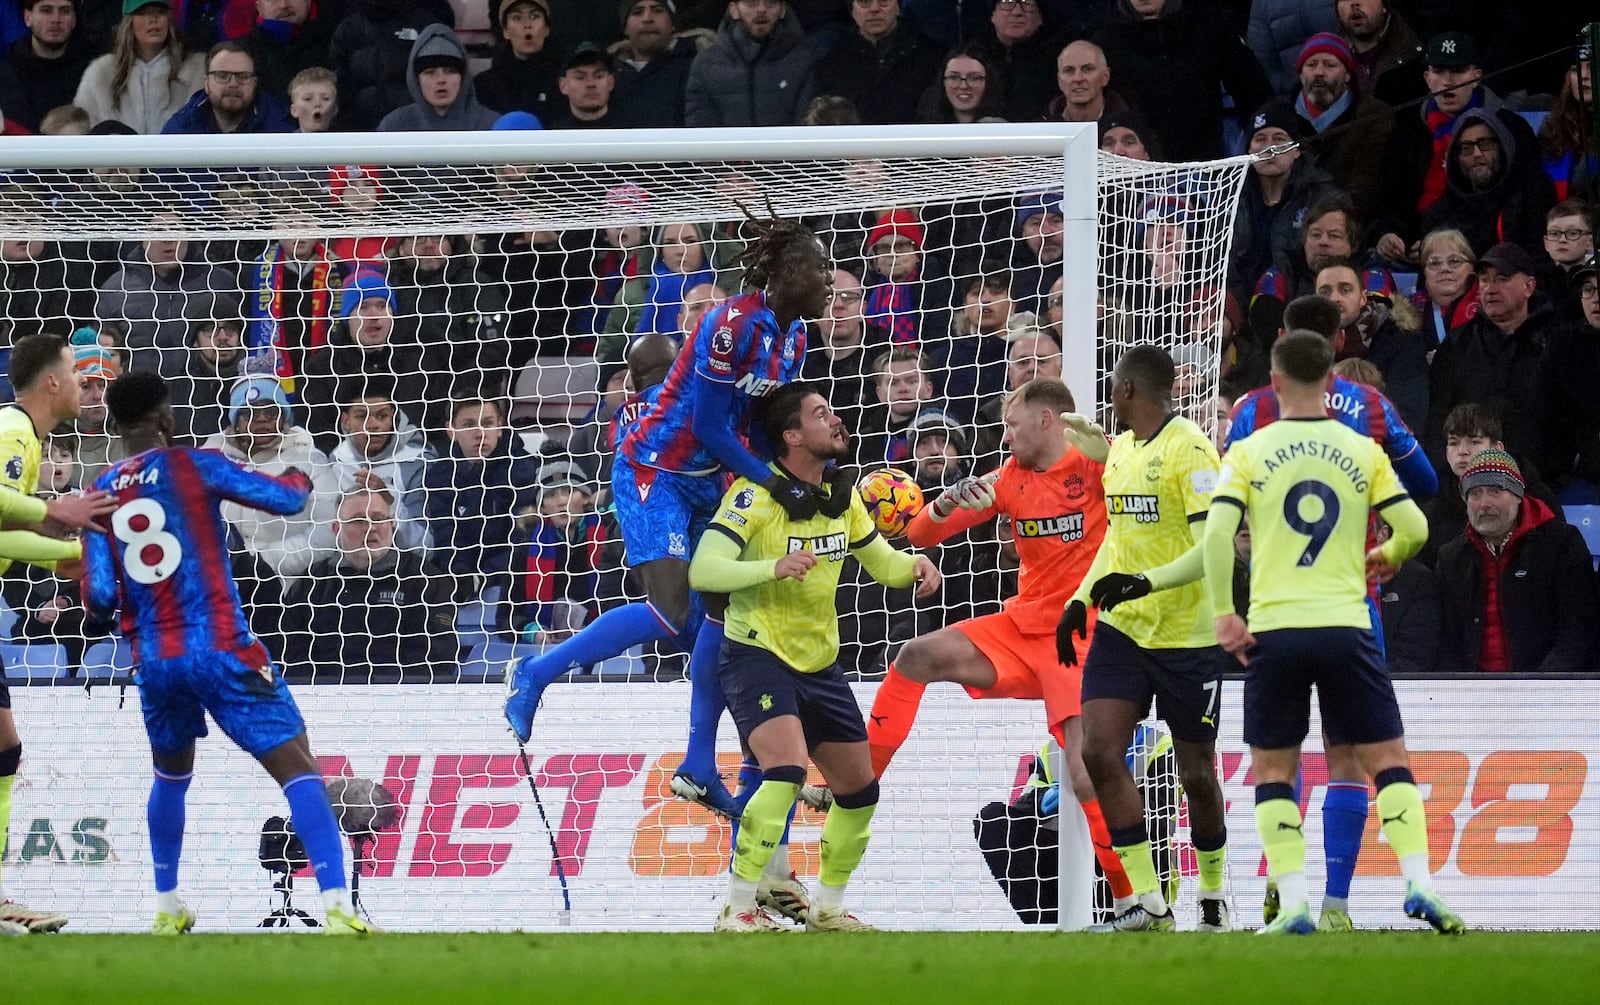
[690,383,938,932]
[864,378,1135,906]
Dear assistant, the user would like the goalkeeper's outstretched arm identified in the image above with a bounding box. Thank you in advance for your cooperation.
[905,473,999,548]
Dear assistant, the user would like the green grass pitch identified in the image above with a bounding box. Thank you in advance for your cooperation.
[7,932,1598,1005]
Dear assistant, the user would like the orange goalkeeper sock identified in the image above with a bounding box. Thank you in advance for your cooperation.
[867,665,926,778]
[1081,798,1134,900]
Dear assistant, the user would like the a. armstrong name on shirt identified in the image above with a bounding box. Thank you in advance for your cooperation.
[1012,512,1086,541]
[1106,495,1161,523]
[1256,439,1371,494]
[788,532,849,562]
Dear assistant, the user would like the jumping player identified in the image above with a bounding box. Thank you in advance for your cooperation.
[1204,330,1463,935]
[505,213,832,818]
[82,372,374,935]
[1226,294,1438,930]
[865,377,1135,904]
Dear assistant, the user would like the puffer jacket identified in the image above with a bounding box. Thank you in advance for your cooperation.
[683,12,823,127]
[203,423,339,579]
[1246,0,1336,94]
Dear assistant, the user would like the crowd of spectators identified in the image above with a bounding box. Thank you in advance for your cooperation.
[0,0,1594,679]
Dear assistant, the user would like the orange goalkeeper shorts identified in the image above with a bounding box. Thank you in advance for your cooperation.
[952,609,1089,726]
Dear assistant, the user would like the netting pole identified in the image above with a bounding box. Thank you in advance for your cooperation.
[1054,128,1101,934]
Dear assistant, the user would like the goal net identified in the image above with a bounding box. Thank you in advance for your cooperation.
[0,126,1251,932]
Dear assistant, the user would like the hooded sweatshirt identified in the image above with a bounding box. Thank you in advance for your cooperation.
[1420,108,1557,260]
[376,24,500,131]
[329,410,431,552]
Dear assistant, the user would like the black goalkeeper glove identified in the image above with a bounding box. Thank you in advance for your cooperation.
[1090,572,1152,612]
[1056,600,1088,667]
[767,474,820,521]
[816,466,855,519]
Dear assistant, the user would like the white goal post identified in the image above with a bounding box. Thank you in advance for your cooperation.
[0,124,1263,933]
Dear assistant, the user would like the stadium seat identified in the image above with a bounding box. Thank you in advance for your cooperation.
[0,643,71,682]
[510,356,600,430]
[1564,505,1600,569]
[0,593,16,640]
[80,638,135,679]
[1518,110,1549,135]
[1392,271,1419,297]
[457,638,536,682]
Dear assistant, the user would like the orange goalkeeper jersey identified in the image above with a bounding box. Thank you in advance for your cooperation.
[907,448,1107,634]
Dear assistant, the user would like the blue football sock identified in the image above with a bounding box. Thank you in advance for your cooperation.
[523,602,678,687]
[1323,781,1369,901]
[679,617,727,780]
[282,774,349,895]
[733,760,763,814]
[147,769,191,894]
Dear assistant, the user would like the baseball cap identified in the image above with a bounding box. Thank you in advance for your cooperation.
[565,42,615,74]
[501,0,550,20]
[1425,31,1480,69]
[1476,242,1535,278]
[123,0,171,14]
[1460,447,1524,499]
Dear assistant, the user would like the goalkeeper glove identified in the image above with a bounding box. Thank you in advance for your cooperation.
[1039,783,1061,817]
[1090,572,1152,612]
[767,474,820,521]
[929,474,997,521]
[1055,600,1088,667]
[815,465,855,519]
[1059,412,1110,463]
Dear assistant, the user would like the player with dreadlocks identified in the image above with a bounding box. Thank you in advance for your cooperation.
[505,205,833,824]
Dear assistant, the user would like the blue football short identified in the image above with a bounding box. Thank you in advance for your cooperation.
[1243,627,1404,750]
[612,454,723,565]
[719,640,868,748]
[137,642,306,758]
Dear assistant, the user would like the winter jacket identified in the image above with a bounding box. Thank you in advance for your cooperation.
[1437,495,1596,673]
[1426,306,1555,469]
[1419,109,1557,262]
[815,21,944,125]
[978,23,1061,124]
[1532,317,1600,493]
[473,44,563,123]
[1337,301,1430,431]
[73,47,206,133]
[202,424,339,580]
[1373,93,1538,251]
[160,86,295,134]
[95,255,238,375]
[1295,91,1393,226]
[1227,158,1338,304]
[0,33,101,132]
[684,13,824,128]
[1377,559,1442,674]
[297,328,428,451]
[329,415,431,552]
[329,3,448,131]
[0,245,98,336]
[242,13,335,102]
[283,547,459,683]
[1412,279,1480,347]
[1095,0,1272,162]
[610,30,712,129]
[168,354,242,446]
[1354,10,1426,109]
[377,24,500,131]
[423,431,541,579]
[1246,0,1336,94]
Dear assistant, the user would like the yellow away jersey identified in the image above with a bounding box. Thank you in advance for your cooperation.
[1099,414,1219,649]
[1212,417,1409,632]
[707,475,881,673]
[0,405,43,576]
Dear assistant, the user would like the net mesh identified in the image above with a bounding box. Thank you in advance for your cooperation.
[0,141,1250,931]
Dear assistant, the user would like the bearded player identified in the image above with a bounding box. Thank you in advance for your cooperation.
[505,212,832,819]
[865,377,1134,906]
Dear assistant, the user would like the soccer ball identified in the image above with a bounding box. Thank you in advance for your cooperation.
[857,468,923,539]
